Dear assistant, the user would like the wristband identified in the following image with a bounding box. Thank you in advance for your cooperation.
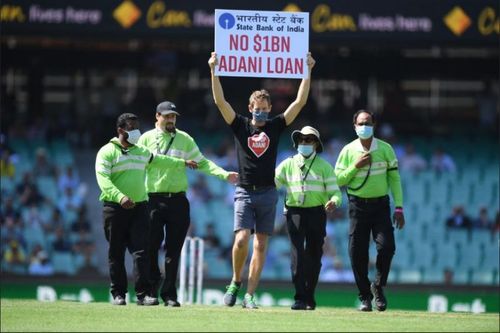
[394,207,403,213]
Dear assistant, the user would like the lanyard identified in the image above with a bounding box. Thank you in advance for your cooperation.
[156,129,175,155]
[348,163,371,191]
[300,153,317,192]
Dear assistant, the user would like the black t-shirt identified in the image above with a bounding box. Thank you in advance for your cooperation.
[230,113,287,186]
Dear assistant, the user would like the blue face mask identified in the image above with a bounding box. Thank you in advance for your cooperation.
[297,144,314,157]
[125,129,141,145]
[252,110,269,122]
[355,125,373,139]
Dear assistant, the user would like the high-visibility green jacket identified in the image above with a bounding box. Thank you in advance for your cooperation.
[275,153,342,208]
[138,127,230,193]
[334,138,403,207]
[95,137,184,204]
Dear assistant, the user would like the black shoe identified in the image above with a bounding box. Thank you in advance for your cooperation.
[137,295,159,306]
[112,295,126,306]
[359,297,373,312]
[164,299,181,307]
[306,303,316,310]
[291,300,307,310]
[371,283,387,311]
[305,297,316,310]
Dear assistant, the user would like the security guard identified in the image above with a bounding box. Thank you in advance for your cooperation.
[95,113,190,306]
[138,101,238,306]
[275,126,342,311]
[334,110,405,312]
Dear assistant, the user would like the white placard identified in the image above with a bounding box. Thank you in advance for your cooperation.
[214,9,309,79]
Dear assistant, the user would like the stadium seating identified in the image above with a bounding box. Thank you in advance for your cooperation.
[2,135,498,287]
[1,138,98,277]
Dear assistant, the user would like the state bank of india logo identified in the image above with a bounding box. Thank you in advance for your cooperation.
[219,13,235,29]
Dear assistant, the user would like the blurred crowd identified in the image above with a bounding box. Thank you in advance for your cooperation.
[1,140,98,276]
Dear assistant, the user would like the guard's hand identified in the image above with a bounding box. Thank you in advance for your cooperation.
[325,200,337,213]
[355,152,371,168]
[393,211,405,230]
[306,52,316,70]
[120,196,135,209]
[185,160,198,170]
[208,52,218,71]
[227,172,239,184]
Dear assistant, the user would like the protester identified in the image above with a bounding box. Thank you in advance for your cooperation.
[209,51,316,309]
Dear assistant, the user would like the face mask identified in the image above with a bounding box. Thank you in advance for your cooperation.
[355,125,373,139]
[125,129,141,145]
[297,144,314,157]
[252,110,269,122]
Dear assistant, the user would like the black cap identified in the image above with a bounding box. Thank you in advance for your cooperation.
[156,101,180,116]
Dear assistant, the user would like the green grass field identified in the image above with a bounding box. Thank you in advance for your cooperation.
[1,299,498,332]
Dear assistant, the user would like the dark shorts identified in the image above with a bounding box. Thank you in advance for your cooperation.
[234,186,278,235]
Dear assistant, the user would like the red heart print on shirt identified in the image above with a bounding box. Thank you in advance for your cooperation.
[247,132,270,158]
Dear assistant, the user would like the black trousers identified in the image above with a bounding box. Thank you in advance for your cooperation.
[103,201,150,300]
[285,206,326,306]
[348,195,395,300]
[148,194,190,301]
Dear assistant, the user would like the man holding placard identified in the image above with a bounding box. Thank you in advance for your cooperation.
[208,9,314,309]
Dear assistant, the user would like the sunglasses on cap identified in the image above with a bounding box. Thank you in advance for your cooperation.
[298,136,316,143]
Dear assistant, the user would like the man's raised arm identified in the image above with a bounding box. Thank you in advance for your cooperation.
[208,52,236,125]
[283,52,316,126]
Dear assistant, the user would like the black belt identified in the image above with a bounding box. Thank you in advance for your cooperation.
[103,201,147,208]
[348,195,389,204]
[285,205,324,211]
[149,192,186,198]
[239,185,275,191]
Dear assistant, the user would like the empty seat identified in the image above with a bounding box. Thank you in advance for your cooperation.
[456,243,482,271]
[205,174,226,197]
[434,242,458,271]
[446,229,469,247]
[36,176,59,203]
[452,269,470,285]
[387,269,399,283]
[333,220,350,239]
[270,236,290,256]
[449,180,471,207]
[425,223,447,243]
[422,268,445,284]
[190,203,212,230]
[205,256,231,279]
[392,239,413,270]
[482,243,500,270]
[426,178,451,207]
[470,270,494,286]
[272,251,291,280]
[472,229,494,247]
[412,240,435,270]
[52,252,76,275]
[2,262,28,275]
[23,226,47,253]
[398,269,422,284]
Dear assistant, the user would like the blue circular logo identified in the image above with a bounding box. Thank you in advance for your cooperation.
[219,13,235,29]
